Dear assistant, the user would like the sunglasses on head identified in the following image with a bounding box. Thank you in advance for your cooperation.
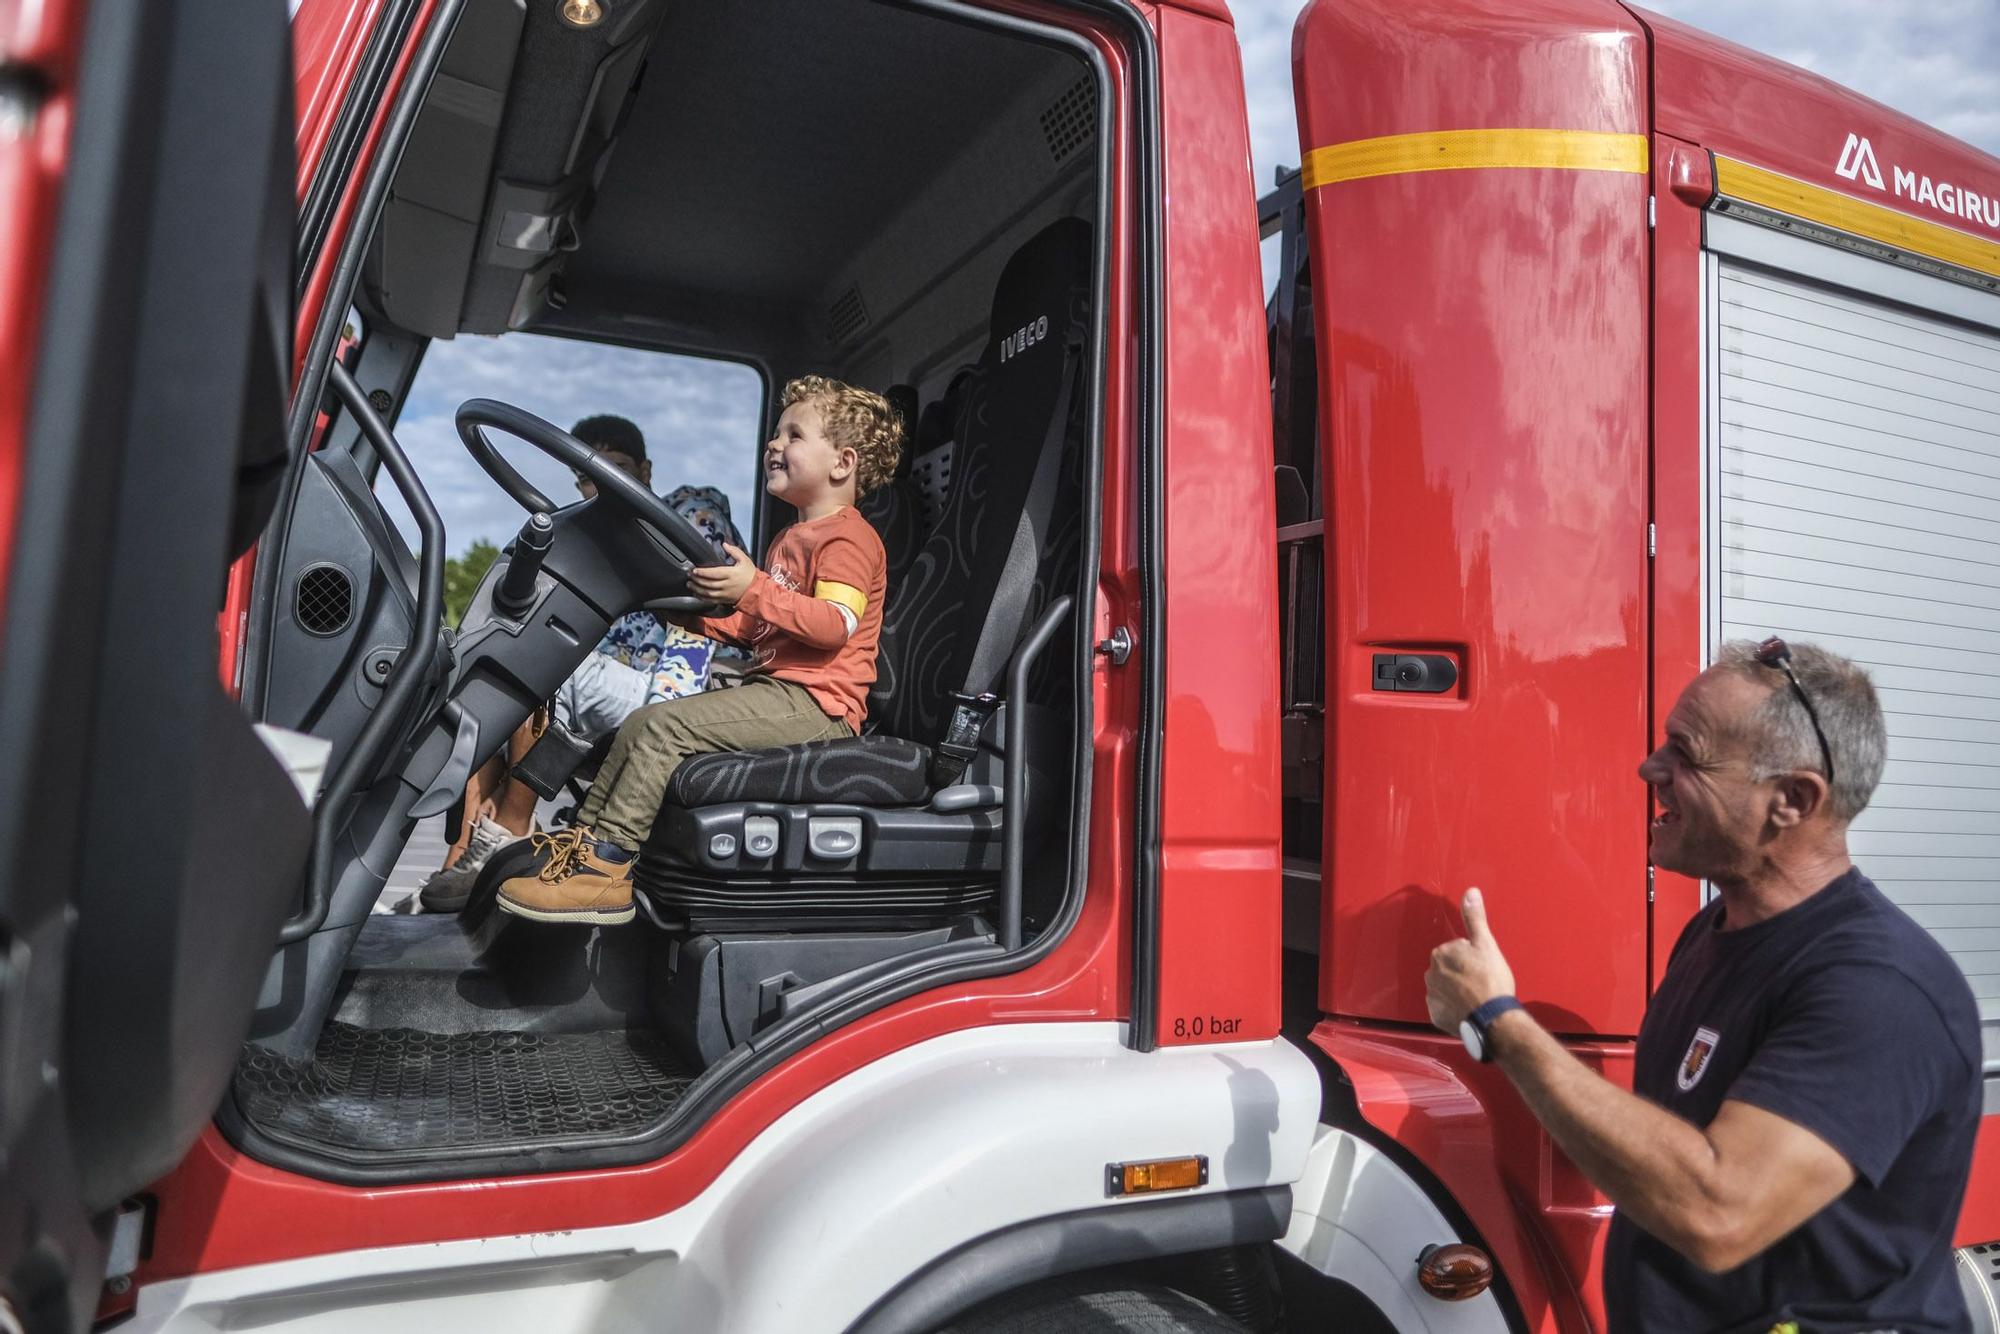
[1755,637,1835,786]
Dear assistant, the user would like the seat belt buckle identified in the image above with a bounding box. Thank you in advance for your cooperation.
[931,691,999,787]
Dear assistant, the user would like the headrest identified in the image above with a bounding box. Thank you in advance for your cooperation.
[987,217,1091,381]
[884,383,919,481]
[917,367,975,456]
[885,383,918,438]
[917,400,954,455]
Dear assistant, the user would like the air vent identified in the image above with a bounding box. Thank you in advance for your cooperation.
[295,564,354,637]
[1040,75,1097,164]
[827,285,869,344]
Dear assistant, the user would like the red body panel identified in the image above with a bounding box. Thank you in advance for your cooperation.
[1300,2,2000,1315]
[1296,0,1653,1038]
[1633,5,2000,239]
[1150,4,1285,1048]
[290,0,435,341]
[145,902,1133,1277]
[1644,134,1710,993]
[0,1,88,631]
[1963,1128,2000,1248]
[1151,0,1231,19]
[1315,1020,1629,1334]
[291,0,390,204]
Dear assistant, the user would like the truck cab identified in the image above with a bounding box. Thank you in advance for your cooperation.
[0,1,1996,1331]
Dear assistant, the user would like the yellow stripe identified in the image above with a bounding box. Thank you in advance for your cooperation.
[1715,155,2000,283]
[815,580,867,619]
[1301,129,1648,190]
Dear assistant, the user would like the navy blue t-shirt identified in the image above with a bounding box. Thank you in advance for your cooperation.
[1605,869,1981,1333]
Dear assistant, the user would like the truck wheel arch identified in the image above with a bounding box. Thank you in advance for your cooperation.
[1279,1123,1516,1333]
[848,1186,1290,1334]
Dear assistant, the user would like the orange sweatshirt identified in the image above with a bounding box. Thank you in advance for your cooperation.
[695,506,887,732]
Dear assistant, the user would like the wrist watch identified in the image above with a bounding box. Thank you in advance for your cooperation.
[1459,995,1524,1063]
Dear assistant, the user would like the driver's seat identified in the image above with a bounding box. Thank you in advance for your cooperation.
[631,218,1090,938]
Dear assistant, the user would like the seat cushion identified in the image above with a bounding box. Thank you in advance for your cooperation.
[667,735,933,807]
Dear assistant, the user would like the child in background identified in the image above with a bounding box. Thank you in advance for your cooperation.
[417,415,742,913]
[495,376,903,924]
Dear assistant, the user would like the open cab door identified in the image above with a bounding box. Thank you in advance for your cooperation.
[1287,0,1654,1037]
[0,2,306,1327]
[1278,2,1657,1325]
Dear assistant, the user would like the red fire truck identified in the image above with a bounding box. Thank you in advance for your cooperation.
[3,0,1997,1329]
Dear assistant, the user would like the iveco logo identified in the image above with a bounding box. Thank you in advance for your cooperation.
[1835,133,1885,190]
[1001,315,1049,362]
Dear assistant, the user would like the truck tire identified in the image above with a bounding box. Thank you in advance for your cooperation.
[939,1279,1248,1333]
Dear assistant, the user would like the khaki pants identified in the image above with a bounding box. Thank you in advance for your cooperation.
[577,675,851,850]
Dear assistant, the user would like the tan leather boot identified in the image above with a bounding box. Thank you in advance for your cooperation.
[494,825,636,925]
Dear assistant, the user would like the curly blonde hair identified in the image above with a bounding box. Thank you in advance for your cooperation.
[782,375,904,497]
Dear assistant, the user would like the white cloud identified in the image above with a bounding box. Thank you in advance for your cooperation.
[379,333,765,556]
[1232,0,1997,291]
[1232,2,1303,195]
[1231,0,1999,183]
[1641,0,2000,155]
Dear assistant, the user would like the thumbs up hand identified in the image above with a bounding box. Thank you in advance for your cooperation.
[1425,888,1517,1035]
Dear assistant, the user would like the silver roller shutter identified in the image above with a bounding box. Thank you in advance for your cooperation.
[1713,258,2000,1066]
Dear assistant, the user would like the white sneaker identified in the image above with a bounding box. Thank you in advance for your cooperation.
[418,816,524,913]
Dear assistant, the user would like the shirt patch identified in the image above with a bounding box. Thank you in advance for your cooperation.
[1678,1026,1721,1092]
[814,579,868,619]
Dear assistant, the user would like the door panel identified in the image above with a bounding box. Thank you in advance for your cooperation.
[0,2,305,1326]
[260,445,421,771]
[1296,0,1654,1036]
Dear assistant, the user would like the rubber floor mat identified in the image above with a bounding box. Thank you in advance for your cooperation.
[234,1022,698,1154]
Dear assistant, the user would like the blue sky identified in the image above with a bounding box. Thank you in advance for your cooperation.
[389,1,2000,556]
[1233,0,2000,194]
[378,333,765,554]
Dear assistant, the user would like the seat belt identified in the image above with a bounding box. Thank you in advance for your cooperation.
[932,344,1080,784]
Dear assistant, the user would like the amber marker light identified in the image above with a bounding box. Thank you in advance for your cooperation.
[559,0,605,28]
[1104,1156,1208,1197]
[1416,1243,1495,1300]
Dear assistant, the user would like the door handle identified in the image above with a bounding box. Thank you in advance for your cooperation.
[1371,653,1458,694]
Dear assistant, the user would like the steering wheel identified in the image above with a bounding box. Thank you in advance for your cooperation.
[455,399,727,571]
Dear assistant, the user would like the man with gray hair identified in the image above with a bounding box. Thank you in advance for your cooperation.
[1425,638,1980,1330]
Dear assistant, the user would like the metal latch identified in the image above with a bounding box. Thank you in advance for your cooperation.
[1094,626,1133,666]
[104,1198,146,1294]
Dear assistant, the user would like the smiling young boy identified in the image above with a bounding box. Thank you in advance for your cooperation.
[495,376,902,924]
